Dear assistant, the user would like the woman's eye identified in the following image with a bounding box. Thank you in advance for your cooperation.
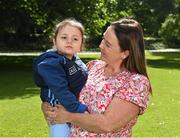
[102,37,111,48]
[106,43,111,48]
[106,44,110,47]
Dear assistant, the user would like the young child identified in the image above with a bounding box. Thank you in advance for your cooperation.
[33,18,88,137]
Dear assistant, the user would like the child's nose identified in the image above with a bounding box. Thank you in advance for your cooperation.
[67,38,72,43]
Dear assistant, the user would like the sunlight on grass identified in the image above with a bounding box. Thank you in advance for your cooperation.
[0,96,48,137]
[0,52,179,137]
[133,52,180,137]
[0,70,48,137]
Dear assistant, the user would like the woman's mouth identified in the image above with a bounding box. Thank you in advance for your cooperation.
[101,50,106,56]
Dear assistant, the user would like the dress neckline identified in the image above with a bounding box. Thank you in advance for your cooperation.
[102,64,128,79]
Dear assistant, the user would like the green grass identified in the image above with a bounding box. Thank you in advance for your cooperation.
[0,52,179,137]
[0,68,48,137]
[133,52,180,137]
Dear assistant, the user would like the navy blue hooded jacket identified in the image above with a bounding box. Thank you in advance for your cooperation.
[33,50,88,113]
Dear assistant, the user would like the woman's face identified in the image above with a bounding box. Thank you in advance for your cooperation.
[99,26,126,65]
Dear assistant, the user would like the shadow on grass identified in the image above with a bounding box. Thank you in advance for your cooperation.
[0,52,179,99]
[0,67,39,100]
[150,52,180,59]
[0,56,95,67]
[147,59,180,69]
[0,56,34,68]
[0,56,96,100]
[147,52,180,70]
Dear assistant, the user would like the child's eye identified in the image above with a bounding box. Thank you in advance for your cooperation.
[61,36,67,39]
[73,38,78,41]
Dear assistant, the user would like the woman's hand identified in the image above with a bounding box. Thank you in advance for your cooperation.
[41,102,57,124]
[41,102,49,121]
[52,105,69,124]
[41,103,69,124]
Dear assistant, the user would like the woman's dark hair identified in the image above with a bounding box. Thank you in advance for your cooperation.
[111,18,152,93]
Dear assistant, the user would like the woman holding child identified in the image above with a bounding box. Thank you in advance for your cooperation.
[42,18,152,137]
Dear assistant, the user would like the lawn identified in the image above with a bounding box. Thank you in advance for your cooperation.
[0,52,179,137]
[133,52,180,137]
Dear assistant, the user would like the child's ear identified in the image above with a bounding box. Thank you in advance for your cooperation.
[52,39,56,48]
[79,44,83,52]
[80,39,85,51]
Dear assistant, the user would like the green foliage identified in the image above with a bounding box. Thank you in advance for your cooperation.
[144,37,168,50]
[125,0,174,35]
[0,0,49,51]
[0,0,179,50]
[159,14,180,46]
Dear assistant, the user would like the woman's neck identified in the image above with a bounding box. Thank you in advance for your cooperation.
[104,63,125,76]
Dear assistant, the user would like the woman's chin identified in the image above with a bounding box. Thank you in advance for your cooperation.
[100,55,103,60]
[100,56,106,62]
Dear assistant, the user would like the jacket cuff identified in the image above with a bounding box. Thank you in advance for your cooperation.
[77,103,88,113]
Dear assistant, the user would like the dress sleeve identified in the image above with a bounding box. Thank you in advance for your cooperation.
[114,74,150,115]
[38,57,87,113]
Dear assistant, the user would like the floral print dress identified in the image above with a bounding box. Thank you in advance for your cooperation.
[70,60,150,137]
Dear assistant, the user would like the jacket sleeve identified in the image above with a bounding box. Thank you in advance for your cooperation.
[37,58,87,113]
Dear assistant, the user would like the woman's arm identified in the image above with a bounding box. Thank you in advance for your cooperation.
[45,97,139,133]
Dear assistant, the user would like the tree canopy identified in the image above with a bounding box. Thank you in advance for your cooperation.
[0,0,179,51]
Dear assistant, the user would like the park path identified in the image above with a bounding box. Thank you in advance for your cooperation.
[0,48,179,56]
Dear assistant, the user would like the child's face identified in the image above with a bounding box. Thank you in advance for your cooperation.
[53,25,83,59]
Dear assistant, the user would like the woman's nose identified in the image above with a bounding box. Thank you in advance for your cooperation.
[99,40,104,49]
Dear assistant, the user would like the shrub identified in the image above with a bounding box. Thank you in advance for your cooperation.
[158,14,180,47]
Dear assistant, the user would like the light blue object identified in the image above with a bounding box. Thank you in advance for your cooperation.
[50,123,70,138]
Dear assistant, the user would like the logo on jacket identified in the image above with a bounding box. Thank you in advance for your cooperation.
[69,65,77,75]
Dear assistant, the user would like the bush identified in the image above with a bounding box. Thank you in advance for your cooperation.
[85,36,102,51]
[0,33,51,52]
[159,14,180,47]
[144,37,168,50]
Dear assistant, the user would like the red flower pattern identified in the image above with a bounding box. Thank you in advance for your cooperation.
[70,60,150,137]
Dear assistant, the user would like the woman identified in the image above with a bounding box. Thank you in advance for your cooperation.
[42,18,152,137]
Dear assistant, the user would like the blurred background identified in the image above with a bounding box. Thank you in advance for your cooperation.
[0,0,180,137]
[0,0,179,52]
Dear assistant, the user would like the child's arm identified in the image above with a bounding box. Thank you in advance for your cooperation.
[38,57,87,113]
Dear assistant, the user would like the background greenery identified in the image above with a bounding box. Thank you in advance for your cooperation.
[0,0,179,136]
[0,52,180,137]
[0,0,179,51]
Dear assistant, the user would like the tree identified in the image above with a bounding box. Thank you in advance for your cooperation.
[0,0,47,50]
[122,0,174,36]
[0,0,178,50]
[158,0,180,46]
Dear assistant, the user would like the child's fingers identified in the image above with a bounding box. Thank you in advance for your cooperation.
[46,110,56,118]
